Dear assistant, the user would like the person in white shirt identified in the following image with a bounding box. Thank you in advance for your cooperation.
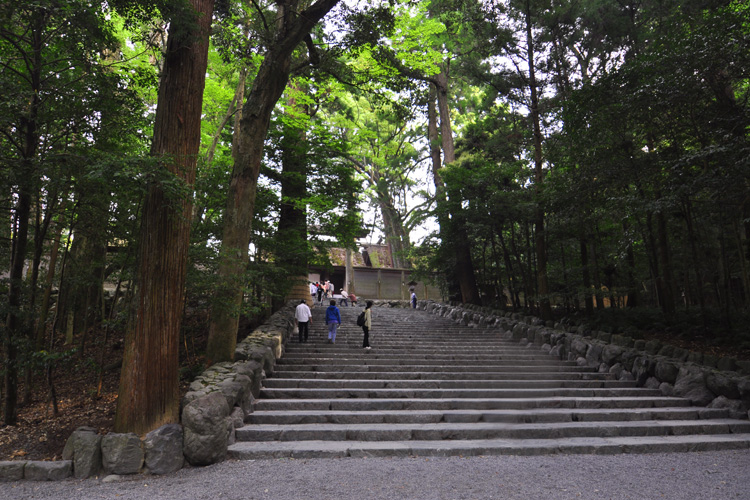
[295,299,313,343]
[339,289,349,307]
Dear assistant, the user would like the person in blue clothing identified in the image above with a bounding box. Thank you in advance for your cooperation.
[410,290,417,309]
[325,299,342,344]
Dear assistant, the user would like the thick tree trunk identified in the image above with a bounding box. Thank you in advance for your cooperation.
[623,220,639,308]
[580,234,594,315]
[114,0,215,435]
[377,198,410,269]
[4,181,31,425]
[3,10,45,425]
[525,0,552,320]
[427,84,444,205]
[277,97,310,308]
[655,191,675,316]
[206,0,341,364]
[434,71,481,305]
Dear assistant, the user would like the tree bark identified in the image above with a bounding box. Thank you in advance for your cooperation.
[434,70,481,305]
[655,191,675,316]
[276,91,310,308]
[524,0,552,320]
[114,0,215,435]
[580,233,594,315]
[3,9,44,425]
[206,0,341,365]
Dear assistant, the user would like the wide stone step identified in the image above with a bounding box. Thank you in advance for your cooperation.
[228,433,750,459]
[258,387,661,399]
[271,370,611,381]
[284,348,545,356]
[252,396,690,411]
[262,378,633,389]
[274,367,612,381]
[281,352,555,361]
[275,364,598,373]
[276,358,574,367]
[235,419,750,442]
[246,407,730,425]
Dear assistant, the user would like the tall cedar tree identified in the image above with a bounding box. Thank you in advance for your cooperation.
[115,0,215,435]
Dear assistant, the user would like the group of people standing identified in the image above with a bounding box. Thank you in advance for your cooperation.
[295,280,415,349]
[309,280,358,307]
[294,295,373,350]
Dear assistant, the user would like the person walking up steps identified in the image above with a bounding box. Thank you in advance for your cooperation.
[362,300,373,350]
[325,299,341,344]
[295,299,312,343]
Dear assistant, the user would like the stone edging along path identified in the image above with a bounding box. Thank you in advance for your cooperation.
[3,299,748,482]
[418,300,750,421]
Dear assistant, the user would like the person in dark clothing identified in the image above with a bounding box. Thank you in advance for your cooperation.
[295,299,312,343]
[325,299,342,343]
[362,300,373,350]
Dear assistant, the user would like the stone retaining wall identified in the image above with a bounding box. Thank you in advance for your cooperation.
[0,301,297,482]
[417,300,750,420]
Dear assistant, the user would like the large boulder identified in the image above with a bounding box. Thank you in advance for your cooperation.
[571,338,589,358]
[144,424,184,475]
[585,343,604,366]
[673,365,715,406]
[631,356,654,386]
[62,427,102,479]
[101,433,144,475]
[217,374,251,408]
[654,360,680,384]
[708,396,747,420]
[601,345,625,365]
[182,392,232,466]
[705,372,741,400]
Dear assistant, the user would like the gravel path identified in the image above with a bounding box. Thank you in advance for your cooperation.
[3,449,749,500]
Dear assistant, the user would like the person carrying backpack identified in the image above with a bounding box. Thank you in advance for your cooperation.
[325,299,342,344]
[361,300,373,350]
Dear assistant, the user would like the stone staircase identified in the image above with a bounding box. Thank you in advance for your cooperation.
[228,306,750,459]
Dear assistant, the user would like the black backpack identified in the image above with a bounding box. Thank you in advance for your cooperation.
[356,311,366,327]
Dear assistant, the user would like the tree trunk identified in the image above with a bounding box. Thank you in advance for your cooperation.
[4,179,31,425]
[525,0,552,320]
[114,0,215,435]
[623,220,639,308]
[683,198,707,321]
[434,70,480,305]
[3,10,44,424]
[655,191,675,316]
[580,233,594,315]
[427,84,444,206]
[206,0,341,365]
[277,94,310,307]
